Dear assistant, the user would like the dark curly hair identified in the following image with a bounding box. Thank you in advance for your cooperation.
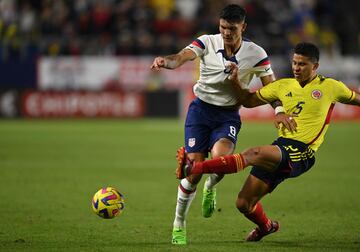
[219,4,246,23]
[294,42,320,63]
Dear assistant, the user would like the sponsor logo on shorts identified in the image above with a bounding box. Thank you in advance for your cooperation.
[188,138,196,147]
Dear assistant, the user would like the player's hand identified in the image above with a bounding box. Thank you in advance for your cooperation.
[227,62,238,80]
[150,57,166,70]
[274,113,297,133]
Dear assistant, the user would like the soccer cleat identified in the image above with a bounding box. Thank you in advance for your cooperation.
[172,227,186,245]
[202,187,216,218]
[246,220,280,242]
[175,147,193,179]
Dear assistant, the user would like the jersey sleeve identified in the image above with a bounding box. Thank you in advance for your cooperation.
[252,46,274,78]
[333,81,356,103]
[185,34,208,57]
[255,81,280,103]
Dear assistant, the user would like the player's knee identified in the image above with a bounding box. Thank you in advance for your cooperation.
[243,147,261,156]
[235,197,252,214]
[211,138,235,157]
[242,147,262,163]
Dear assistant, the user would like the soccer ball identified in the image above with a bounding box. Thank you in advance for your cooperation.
[91,187,125,219]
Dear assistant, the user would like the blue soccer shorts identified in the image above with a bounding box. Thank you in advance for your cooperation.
[250,137,316,192]
[184,98,241,155]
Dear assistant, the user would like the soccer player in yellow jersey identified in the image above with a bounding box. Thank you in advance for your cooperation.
[175,42,360,242]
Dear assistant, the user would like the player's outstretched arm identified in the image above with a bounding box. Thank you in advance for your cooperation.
[150,49,197,70]
[229,63,297,132]
[260,75,296,132]
[228,63,265,108]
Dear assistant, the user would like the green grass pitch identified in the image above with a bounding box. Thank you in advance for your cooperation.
[0,119,359,252]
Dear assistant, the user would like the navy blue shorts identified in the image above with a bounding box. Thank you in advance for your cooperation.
[250,137,316,192]
[184,98,241,154]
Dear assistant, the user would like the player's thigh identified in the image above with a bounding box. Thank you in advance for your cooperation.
[242,145,282,171]
[184,107,211,153]
[211,121,240,144]
[236,174,270,212]
[210,120,241,156]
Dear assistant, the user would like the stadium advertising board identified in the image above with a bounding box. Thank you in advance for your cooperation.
[21,91,144,117]
[38,57,196,91]
[35,56,360,120]
[0,90,19,117]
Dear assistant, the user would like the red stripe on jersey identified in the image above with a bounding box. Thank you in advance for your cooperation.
[308,103,335,145]
[325,103,335,124]
[258,60,270,66]
[254,57,270,67]
[192,39,205,49]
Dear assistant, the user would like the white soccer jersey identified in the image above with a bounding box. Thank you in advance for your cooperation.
[186,34,273,106]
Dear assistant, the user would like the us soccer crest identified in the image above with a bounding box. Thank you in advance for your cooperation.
[188,138,196,147]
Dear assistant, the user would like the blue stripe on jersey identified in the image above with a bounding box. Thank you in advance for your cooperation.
[193,39,205,49]
[216,49,238,64]
[254,57,270,67]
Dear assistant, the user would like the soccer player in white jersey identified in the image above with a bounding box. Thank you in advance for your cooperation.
[151,4,293,245]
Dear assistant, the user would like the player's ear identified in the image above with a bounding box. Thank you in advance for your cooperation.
[241,22,247,32]
[313,62,319,71]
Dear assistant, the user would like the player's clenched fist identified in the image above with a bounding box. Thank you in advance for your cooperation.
[150,57,166,70]
[227,62,238,80]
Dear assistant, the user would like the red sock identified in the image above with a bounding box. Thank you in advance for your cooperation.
[244,202,271,231]
[191,153,247,174]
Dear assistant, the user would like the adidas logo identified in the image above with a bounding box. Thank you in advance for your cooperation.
[285,92,292,97]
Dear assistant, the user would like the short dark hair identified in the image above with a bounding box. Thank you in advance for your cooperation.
[220,4,246,23]
[294,42,320,63]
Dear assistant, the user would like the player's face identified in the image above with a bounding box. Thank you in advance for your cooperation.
[292,54,319,85]
[219,19,246,46]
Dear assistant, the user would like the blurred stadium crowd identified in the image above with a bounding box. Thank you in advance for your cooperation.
[1,0,359,61]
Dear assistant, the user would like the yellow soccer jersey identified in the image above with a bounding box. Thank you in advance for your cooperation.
[256,75,356,151]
